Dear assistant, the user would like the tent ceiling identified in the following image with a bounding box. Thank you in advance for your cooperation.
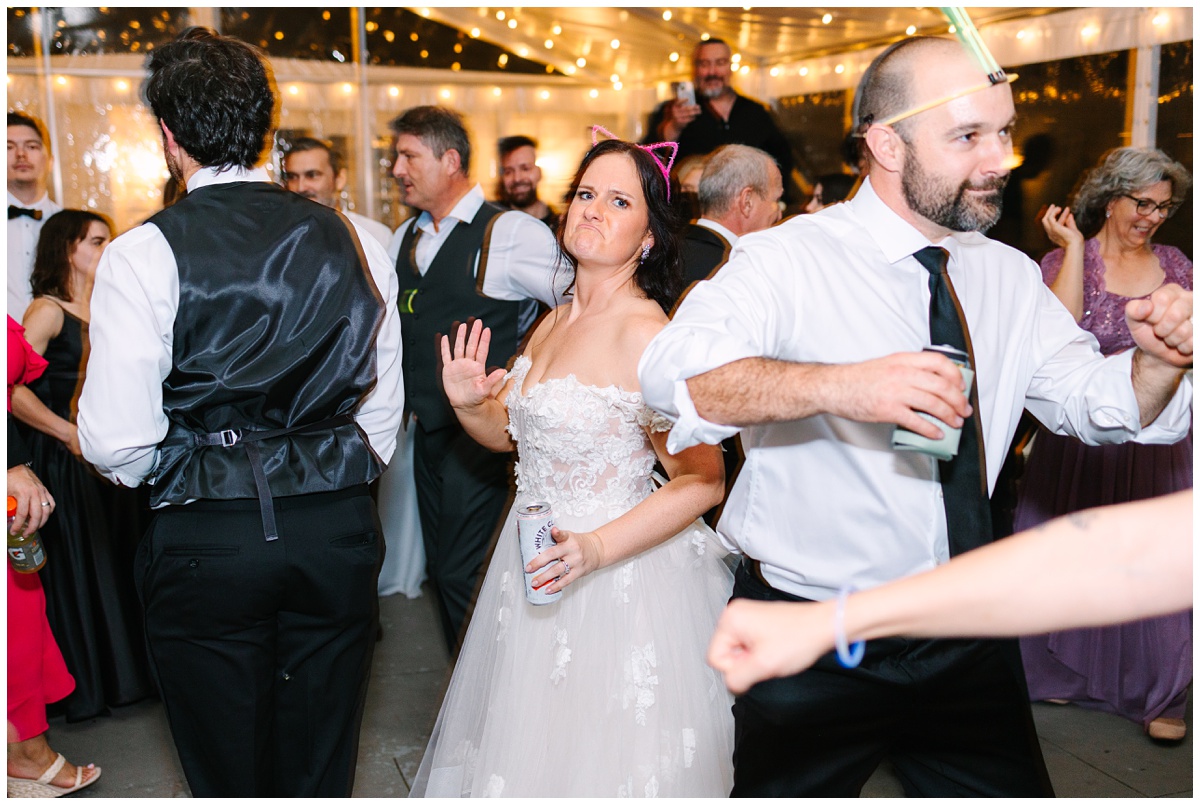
[419,7,1068,86]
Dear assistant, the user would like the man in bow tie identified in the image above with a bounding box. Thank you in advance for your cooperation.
[8,112,61,319]
[640,35,1192,796]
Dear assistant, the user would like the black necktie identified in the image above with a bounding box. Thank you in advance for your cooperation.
[8,205,42,221]
[912,246,991,556]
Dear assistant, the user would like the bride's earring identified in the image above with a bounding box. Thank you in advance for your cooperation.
[640,243,651,263]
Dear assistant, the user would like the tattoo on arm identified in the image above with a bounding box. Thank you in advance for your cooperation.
[1065,511,1096,531]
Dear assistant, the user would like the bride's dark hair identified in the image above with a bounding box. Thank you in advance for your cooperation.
[555,139,683,312]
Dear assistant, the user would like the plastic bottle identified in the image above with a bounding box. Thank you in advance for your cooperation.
[7,495,47,573]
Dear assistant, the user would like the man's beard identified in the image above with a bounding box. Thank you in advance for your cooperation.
[699,79,730,100]
[505,183,538,208]
[165,145,184,185]
[901,149,1008,233]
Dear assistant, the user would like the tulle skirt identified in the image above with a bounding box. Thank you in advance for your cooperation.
[410,505,735,797]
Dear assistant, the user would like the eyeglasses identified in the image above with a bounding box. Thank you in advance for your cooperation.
[1121,194,1177,218]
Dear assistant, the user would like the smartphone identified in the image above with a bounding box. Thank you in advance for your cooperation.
[672,80,696,107]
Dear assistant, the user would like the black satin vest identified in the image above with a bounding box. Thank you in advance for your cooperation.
[147,182,385,507]
[396,203,520,432]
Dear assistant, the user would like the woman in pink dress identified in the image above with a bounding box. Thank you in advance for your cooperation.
[7,314,101,796]
[1015,147,1192,742]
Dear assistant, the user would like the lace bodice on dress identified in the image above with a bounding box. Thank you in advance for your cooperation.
[505,355,673,519]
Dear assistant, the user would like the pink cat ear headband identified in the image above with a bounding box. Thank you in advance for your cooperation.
[591,125,679,201]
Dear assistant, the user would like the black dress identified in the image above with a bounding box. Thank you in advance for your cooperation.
[20,304,153,721]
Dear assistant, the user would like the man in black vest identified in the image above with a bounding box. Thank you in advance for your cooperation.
[387,106,562,651]
[78,28,403,797]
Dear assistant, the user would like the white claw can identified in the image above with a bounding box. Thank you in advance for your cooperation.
[516,502,561,605]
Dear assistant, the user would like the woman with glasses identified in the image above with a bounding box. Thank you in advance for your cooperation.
[1017,147,1192,742]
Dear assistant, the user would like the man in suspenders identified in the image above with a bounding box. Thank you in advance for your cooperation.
[387,106,563,651]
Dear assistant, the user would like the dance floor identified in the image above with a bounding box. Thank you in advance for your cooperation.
[46,587,1192,797]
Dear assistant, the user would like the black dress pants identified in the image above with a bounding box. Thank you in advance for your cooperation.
[412,421,513,650]
[136,485,382,798]
[730,560,1055,797]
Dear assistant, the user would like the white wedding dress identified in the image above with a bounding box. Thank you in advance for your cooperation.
[409,355,735,798]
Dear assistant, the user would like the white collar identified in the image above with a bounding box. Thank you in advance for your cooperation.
[695,217,738,246]
[415,183,486,233]
[848,176,972,267]
[186,165,272,193]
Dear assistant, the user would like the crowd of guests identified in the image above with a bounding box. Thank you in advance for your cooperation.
[5,26,1192,799]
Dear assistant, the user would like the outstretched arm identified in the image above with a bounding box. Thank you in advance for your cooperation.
[688,351,971,442]
[708,490,1192,694]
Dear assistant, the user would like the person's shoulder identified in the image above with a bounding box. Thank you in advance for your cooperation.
[1153,243,1192,269]
[621,299,670,349]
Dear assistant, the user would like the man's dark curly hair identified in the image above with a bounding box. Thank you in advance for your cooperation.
[143,26,277,170]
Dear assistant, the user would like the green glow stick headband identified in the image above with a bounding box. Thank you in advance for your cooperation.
[865,8,1017,130]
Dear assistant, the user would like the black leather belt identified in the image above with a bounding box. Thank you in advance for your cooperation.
[192,414,354,541]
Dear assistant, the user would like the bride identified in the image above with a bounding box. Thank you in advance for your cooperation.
[408,136,735,798]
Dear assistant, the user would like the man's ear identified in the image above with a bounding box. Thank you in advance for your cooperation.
[864,125,904,174]
[443,148,463,177]
[160,120,179,152]
[334,168,348,194]
[738,186,757,218]
[532,164,543,184]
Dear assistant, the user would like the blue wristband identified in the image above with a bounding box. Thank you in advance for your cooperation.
[834,586,865,668]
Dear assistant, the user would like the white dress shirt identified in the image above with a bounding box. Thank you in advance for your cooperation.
[78,165,404,491]
[8,190,62,320]
[386,183,566,309]
[638,176,1191,600]
[695,217,739,248]
[344,208,393,250]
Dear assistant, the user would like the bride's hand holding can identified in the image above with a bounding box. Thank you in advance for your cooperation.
[528,526,605,594]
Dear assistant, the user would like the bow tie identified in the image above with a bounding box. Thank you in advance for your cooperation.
[8,205,43,221]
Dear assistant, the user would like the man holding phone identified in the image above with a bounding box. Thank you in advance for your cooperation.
[644,38,795,202]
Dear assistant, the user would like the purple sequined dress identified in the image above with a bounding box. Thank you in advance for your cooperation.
[1015,239,1192,728]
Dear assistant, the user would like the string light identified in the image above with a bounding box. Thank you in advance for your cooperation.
[822,13,832,24]
[493,87,502,97]
[905,25,917,36]
[799,66,809,76]
[388,86,400,97]
[507,19,517,29]
[669,52,679,62]
[552,24,562,35]
[613,81,623,90]
[610,39,620,49]
[663,10,672,21]
[540,90,550,99]
[589,89,599,98]
[496,10,505,20]
[470,28,480,38]
[577,57,586,67]
[545,40,554,49]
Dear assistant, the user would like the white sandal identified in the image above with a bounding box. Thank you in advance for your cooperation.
[7,753,101,798]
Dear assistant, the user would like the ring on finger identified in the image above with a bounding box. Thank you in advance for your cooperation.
[561,561,570,575]
[41,501,51,507]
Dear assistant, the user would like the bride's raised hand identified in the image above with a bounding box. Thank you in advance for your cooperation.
[441,319,508,411]
[528,526,605,594]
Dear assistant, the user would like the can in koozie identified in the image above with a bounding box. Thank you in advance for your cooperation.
[891,344,974,461]
[516,502,562,605]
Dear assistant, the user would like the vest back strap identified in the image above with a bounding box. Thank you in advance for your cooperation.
[191,414,355,541]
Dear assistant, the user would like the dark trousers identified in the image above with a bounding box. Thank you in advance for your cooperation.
[731,560,1055,797]
[412,421,512,651]
[136,485,382,797]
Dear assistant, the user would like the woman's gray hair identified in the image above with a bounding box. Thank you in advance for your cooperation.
[1072,147,1191,236]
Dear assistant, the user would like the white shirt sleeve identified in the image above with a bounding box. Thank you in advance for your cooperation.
[78,224,178,487]
[638,234,798,455]
[478,210,566,307]
[350,221,404,465]
[1023,281,1193,445]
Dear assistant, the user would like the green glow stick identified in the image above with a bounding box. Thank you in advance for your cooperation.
[941,6,1007,84]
